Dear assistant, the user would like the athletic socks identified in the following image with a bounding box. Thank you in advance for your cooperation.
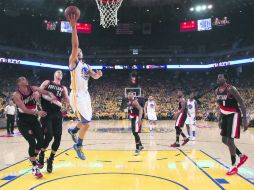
[181,132,186,139]
[187,128,190,137]
[49,152,55,161]
[31,160,37,166]
[176,136,180,143]
[77,137,83,147]
[236,148,243,158]
[231,155,236,166]
[136,143,139,150]
[192,131,196,137]
[72,126,80,134]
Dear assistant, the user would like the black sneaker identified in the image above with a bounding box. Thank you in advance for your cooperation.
[47,159,53,173]
[139,145,144,151]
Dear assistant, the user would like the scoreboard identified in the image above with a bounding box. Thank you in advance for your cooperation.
[180,18,212,32]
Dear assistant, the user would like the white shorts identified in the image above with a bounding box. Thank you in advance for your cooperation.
[185,114,196,125]
[148,112,157,121]
[70,90,92,123]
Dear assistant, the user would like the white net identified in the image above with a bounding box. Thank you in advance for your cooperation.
[95,0,123,28]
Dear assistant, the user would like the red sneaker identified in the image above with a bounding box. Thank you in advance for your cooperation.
[226,167,238,176]
[237,155,248,168]
[36,160,43,169]
[170,143,180,147]
[32,166,43,179]
[181,138,190,146]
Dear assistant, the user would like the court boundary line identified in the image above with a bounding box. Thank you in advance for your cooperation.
[177,148,225,190]
[0,147,72,188]
[0,144,186,171]
[200,150,254,185]
[28,172,189,190]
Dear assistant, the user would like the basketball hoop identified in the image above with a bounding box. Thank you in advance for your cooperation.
[95,0,123,28]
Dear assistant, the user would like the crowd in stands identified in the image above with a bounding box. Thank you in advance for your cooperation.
[0,64,254,123]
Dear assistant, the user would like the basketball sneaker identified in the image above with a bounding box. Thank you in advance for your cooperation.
[182,138,190,146]
[47,159,53,173]
[170,142,180,147]
[38,153,45,168]
[191,137,196,141]
[134,149,140,156]
[32,166,43,179]
[139,145,144,151]
[226,167,238,175]
[36,160,43,169]
[237,155,248,168]
[68,128,77,143]
[73,144,86,160]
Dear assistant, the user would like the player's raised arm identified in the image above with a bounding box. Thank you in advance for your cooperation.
[68,14,79,68]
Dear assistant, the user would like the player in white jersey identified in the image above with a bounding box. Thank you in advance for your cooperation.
[67,14,102,160]
[144,96,158,131]
[185,92,198,141]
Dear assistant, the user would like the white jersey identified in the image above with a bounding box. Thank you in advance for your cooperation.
[187,99,196,115]
[147,100,156,114]
[69,60,92,122]
[70,60,90,91]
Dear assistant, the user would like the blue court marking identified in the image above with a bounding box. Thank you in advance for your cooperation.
[177,148,225,190]
[215,179,229,184]
[1,175,17,180]
[28,173,189,190]
[200,150,254,185]
[0,147,72,188]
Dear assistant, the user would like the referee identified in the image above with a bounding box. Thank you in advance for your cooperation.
[5,101,16,134]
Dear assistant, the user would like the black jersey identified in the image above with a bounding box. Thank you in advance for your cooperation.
[216,84,240,115]
[17,86,37,118]
[178,98,187,113]
[128,99,140,117]
[41,81,64,112]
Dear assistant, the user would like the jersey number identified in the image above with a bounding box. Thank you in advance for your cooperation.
[56,91,62,97]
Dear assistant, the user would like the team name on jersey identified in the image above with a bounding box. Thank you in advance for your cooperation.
[47,84,63,92]
[23,95,35,105]
[217,95,228,100]
[81,65,89,80]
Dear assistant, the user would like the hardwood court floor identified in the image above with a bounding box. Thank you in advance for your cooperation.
[0,120,253,190]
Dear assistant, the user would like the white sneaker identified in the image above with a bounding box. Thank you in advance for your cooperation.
[134,149,140,156]
[191,137,196,141]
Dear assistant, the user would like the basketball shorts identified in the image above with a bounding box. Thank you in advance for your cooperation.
[131,116,142,133]
[70,90,92,123]
[175,112,187,128]
[147,112,157,121]
[17,115,44,151]
[221,112,241,139]
[40,111,63,136]
[185,114,196,125]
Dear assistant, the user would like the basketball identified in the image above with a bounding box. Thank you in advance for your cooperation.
[64,6,80,21]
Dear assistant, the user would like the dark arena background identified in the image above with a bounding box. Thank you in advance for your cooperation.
[0,0,254,189]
